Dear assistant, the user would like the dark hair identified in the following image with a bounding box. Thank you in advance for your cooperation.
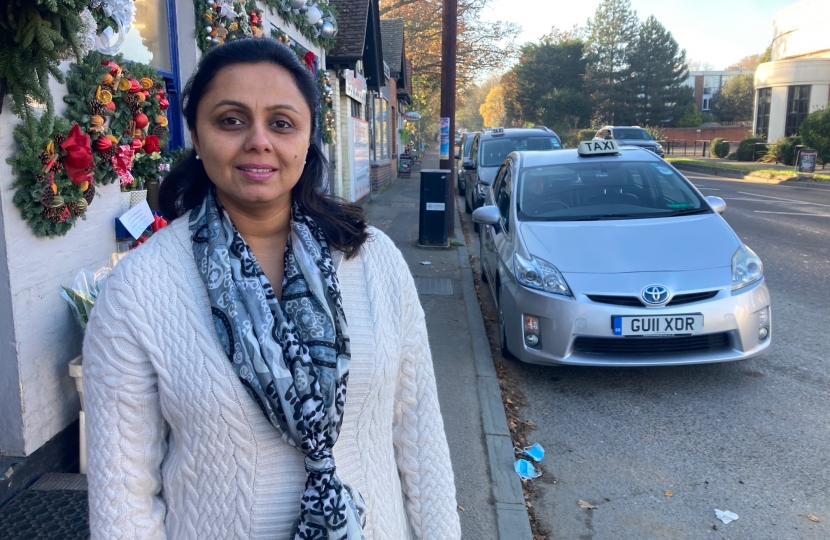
[158,38,368,258]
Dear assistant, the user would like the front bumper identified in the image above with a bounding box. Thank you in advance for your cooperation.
[500,271,771,367]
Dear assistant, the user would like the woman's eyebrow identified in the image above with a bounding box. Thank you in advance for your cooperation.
[212,99,299,114]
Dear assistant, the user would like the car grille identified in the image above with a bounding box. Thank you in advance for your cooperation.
[586,290,719,307]
[573,333,731,355]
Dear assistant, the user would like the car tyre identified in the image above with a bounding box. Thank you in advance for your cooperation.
[458,178,466,196]
[479,248,488,283]
[497,286,516,360]
[465,195,472,214]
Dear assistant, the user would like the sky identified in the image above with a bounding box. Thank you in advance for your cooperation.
[483,0,798,70]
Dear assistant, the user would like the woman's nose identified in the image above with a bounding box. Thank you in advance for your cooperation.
[245,122,273,153]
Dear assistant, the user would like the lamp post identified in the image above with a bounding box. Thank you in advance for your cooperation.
[439,0,458,237]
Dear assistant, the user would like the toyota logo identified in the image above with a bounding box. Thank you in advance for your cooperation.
[641,285,670,305]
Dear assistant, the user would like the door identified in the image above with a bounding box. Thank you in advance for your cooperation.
[483,161,512,299]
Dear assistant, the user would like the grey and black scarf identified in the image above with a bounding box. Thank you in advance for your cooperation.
[190,190,366,540]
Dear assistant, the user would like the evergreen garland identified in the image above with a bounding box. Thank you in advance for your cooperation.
[194,0,265,52]
[0,0,87,121]
[262,0,337,51]
[6,112,90,238]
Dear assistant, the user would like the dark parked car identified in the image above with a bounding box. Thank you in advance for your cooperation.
[455,132,477,195]
[594,126,664,156]
[463,127,562,230]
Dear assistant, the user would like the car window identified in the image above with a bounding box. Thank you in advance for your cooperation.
[612,128,652,140]
[516,161,708,221]
[491,164,508,199]
[496,163,512,232]
[596,129,608,139]
[480,137,561,167]
[463,136,475,158]
[469,135,479,163]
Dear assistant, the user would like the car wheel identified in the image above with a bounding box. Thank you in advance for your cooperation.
[474,221,479,233]
[465,195,472,214]
[497,286,515,360]
[479,243,488,283]
[458,178,466,196]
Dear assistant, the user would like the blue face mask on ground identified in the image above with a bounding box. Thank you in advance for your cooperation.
[514,459,541,480]
[514,443,545,462]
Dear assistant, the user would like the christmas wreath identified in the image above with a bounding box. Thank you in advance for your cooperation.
[6,51,171,238]
[194,0,265,52]
[263,0,338,51]
[62,51,170,186]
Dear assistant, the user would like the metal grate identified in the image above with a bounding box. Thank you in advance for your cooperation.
[586,290,719,307]
[573,333,731,355]
[0,489,89,539]
[29,473,87,491]
[414,277,453,296]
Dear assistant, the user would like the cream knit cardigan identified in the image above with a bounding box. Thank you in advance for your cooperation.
[83,216,462,540]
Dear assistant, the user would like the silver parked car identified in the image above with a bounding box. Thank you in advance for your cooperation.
[472,140,771,367]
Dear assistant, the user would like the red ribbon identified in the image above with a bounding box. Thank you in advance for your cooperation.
[304,51,316,71]
[60,124,94,186]
[111,145,135,185]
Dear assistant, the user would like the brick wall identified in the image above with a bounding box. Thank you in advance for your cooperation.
[370,163,394,193]
[661,127,752,144]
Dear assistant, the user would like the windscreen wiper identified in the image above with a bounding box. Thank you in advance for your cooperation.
[667,207,710,216]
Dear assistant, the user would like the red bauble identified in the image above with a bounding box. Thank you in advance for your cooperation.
[158,98,169,111]
[105,101,116,112]
[133,113,149,129]
[101,60,119,76]
[128,78,141,94]
[93,136,112,152]
[142,90,150,98]
[131,138,144,151]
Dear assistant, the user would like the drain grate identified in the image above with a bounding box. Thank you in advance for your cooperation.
[30,473,87,491]
[0,489,89,539]
[414,277,453,295]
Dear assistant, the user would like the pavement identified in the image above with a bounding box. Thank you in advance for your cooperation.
[0,147,533,540]
[460,170,830,540]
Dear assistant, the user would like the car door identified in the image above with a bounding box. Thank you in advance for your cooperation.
[466,134,480,210]
[484,161,513,300]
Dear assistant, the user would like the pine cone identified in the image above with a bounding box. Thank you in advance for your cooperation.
[83,184,96,204]
[42,207,62,223]
[53,160,65,174]
[129,104,142,116]
[124,93,139,105]
[152,125,166,138]
[88,100,105,115]
[35,174,46,183]
[153,82,164,92]
[39,186,55,207]
[53,133,67,145]
[66,201,80,218]
[101,147,117,161]
[39,151,51,165]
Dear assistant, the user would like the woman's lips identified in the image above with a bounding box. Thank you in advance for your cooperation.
[236,164,277,181]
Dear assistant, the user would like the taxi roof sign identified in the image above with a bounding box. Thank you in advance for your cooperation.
[578,139,620,156]
[490,127,505,136]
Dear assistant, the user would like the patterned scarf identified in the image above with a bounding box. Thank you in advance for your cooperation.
[190,191,366,540]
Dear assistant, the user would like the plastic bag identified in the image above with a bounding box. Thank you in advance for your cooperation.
[60,266,113,331]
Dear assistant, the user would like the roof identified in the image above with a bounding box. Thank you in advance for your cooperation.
[380,18,404,74]
[517,146,658,169]
[479,127,560,140]
[328,0,370,58]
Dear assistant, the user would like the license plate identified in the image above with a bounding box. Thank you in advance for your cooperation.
[612,314,703,336]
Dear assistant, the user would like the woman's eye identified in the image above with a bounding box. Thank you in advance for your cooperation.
[273,120,292,129]
[220,117,243,126]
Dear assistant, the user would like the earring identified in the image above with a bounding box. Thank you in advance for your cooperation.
[195,154,201,160]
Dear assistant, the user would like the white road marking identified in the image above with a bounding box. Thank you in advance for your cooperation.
[697,187,720,191]
[754,211,830,216]
[738,191,830,209]
[722,198,777,203]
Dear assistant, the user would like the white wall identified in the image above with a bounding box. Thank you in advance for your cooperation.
[772,0,830,61]
[0,72,121,456]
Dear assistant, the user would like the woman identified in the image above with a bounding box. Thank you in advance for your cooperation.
[83,38,461,540]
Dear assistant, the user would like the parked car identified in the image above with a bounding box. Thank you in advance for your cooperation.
[472,140,771,367]
[463,127,562,230]
[455,132,477,195]
[595,126,664,156]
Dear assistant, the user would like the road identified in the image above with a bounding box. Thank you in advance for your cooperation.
[460,174,830,540]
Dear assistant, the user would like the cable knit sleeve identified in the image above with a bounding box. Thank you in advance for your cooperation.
[390,247,462,540]
[83,259,168,540]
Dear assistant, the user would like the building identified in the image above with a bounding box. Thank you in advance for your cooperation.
[380,18,412,172]
[754,0,830,140]
[684,70,755,113]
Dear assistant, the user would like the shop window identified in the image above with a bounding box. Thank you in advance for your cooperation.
[351,99,361,118]
[755,88,772,137]
[372,95,389,161]
[115,0,183,148]
[785,85,811,136]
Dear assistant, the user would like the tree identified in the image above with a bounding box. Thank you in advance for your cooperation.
[479,85,505,127]
[759,44,773,63]
[541,24,584,45]
[709,73,754,122]
[627,15,690,125]
[675,103,702,127]
[508,39,591,129]
[457,76,499,131]
[686,59,715,72]
[726,54,761,71]
[799,107,830,164]
[584,0,640,125]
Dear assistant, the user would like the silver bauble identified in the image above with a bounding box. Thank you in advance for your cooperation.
[306,6,322,25]
[320,21,336,38]
[289,0,306,8]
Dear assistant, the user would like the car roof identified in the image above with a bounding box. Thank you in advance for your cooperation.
[514,147,662,169]
[602,126,647,130]
[478,128,558,140]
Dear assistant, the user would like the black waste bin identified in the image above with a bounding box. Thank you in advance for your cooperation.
[418,169,450,247]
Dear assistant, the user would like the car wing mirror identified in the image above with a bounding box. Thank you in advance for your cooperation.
[472,205,500,226]
[706,196,727,214]
[463,160,475,170]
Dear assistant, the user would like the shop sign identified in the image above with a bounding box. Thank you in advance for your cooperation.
[350,118,371,201]
[344,70,367,105]
[403,111,421,121]
[796,149,818,173]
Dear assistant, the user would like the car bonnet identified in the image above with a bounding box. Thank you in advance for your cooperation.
[518,214,739,273]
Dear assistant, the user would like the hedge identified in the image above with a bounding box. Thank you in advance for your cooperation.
[578,129,596,141]
[736,137,768,161]
[710,138,730,158]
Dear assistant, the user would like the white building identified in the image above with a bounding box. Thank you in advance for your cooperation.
[754,0,830,140]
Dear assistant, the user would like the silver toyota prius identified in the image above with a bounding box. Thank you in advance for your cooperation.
[472,140,771,367]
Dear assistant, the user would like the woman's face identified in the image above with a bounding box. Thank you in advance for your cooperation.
[192,62,312,212]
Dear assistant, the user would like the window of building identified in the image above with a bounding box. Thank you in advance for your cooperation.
[351,99,361,118]
[785,85,811,136]
[703,75,720,95]
[755,88,772,137]
[371,95,389,161]
[702,97,711,111]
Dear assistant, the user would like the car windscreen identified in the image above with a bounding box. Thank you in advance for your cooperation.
[463,136,474,158]
[517,161,709,221]
[480,137,562,167]
[612,128,651,140]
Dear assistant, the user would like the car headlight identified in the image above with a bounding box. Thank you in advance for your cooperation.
[731,245,763,290]
[655,143,663,151]
[513,253,571,296]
